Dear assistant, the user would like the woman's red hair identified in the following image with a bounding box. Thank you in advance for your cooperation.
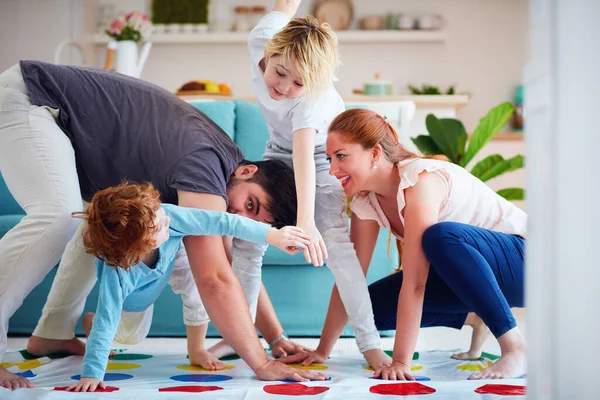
[73,182,161,269]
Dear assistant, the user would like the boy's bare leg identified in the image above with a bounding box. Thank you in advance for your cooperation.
[81,313,115,357]
[452,312,491,360]
[187,324,226,370]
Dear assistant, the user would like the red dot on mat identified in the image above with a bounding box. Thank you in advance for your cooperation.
[475,384,526,396]
[263,383,330,396]
[159,385,224,393]
[369,382,436,396]
[54,386,119,392]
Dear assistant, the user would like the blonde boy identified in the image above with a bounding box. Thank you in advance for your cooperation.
[214,0,392,370]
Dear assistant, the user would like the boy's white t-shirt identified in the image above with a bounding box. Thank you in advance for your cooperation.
[248,11,345,151]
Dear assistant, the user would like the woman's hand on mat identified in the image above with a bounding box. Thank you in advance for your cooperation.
[297,222,328,266]
[364,348,393,370]
[255,359,329,382]
[270,339,313,358]
[67,377,106,392]
[277,349,328,365]
[267,226,311,255]
[373,360,415,381]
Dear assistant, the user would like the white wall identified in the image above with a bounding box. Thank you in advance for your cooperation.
[89,0,528,132]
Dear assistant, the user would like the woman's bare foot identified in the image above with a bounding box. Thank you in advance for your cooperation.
[189,349,226,371]
[469,327,526,380]
[0,366,35,390]
[207,340,236,359]
[452,312,491,360]
[82,313,114,357]
[27,335,85,357]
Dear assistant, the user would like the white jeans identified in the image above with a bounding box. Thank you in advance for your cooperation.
[232,143,381,353]
[0,64,84,360]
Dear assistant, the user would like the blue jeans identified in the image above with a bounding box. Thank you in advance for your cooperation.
[369,222,525,338]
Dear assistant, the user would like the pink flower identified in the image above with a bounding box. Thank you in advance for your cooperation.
[108,16,126,35]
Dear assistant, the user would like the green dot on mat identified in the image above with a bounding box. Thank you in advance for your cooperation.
[219,354,241,361]
[383,350,419,360]
[19,349,70,360]
[480,351,500,360]
[111,353,153,361]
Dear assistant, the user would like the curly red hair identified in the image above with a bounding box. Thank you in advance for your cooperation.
[73,182,162,269]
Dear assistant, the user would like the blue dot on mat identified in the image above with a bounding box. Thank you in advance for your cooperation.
[170,374,233,383]
[370,376,431,381]
[16,370,36,378]
[71,373,133,381]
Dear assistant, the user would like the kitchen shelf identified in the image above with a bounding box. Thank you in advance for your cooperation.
[92,30,446,45]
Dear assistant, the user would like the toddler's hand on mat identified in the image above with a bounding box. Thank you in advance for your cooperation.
[67,377,106,392]
[255,359,328,382]
[271,339,313,358]
[267,226,311,255]
[373,360,415,381]
[278,349,327,366]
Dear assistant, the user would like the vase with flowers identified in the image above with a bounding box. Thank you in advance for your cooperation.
[105,11,153,78]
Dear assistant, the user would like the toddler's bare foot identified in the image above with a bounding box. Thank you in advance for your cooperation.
[189,349,226,371]
[452,312,490,360]
[208,340,236,359]
[469,327,526,380]
[469,350,526,379]
[82,313,114,357]
[364,348,393,370]
[27,335,85,357]
[0,366,35,390]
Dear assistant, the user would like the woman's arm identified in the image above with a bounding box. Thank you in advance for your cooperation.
[293,128,327,266]
[272,0,302,17]
[378,172,446,380]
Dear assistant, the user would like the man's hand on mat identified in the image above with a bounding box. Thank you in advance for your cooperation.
[364,348,393,370]
[267,226,311,255]
[277,349,327,365]
[373,360,415,381]
[255,359,329,382]
[270,339,313,358]
[67,377,106,392]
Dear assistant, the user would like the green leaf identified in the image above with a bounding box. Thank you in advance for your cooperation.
[475,154,524,182]
[470,154,505,181]
[497,188,525,201]
[425,115,467,164]
[461,102,515,167]
[411,135,442,156]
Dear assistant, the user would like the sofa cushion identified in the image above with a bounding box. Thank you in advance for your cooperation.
[233,100,270,161]
[188,100,236,140]
[0,173,25,216]
[0,214,23,239]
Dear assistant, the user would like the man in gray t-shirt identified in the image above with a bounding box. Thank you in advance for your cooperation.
[0,61,324,389]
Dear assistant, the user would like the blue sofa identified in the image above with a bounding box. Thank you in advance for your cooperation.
[3,99,398,338]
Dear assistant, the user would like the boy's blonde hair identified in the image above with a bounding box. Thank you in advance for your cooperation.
[265,16,339,99]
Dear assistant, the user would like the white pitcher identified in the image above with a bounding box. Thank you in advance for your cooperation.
[113,40,152,78]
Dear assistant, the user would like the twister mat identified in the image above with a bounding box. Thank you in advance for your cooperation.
[1,348,525,398]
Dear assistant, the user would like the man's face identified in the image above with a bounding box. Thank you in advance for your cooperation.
[226,167,273,224]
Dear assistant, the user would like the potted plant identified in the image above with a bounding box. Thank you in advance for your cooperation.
[411,102,524,201]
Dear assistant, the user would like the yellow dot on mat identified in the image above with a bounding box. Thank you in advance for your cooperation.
[177,364,235,371]
[456,359,494,372]
[289,363,329,370]
[1,362,17,368]
[363,365,423,372]
[106,362,141,370]
[16,359,51,370]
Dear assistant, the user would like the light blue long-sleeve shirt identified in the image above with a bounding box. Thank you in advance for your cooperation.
[81,204,271,379]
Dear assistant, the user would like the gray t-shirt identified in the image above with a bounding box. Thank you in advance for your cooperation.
[19,60,243,204]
